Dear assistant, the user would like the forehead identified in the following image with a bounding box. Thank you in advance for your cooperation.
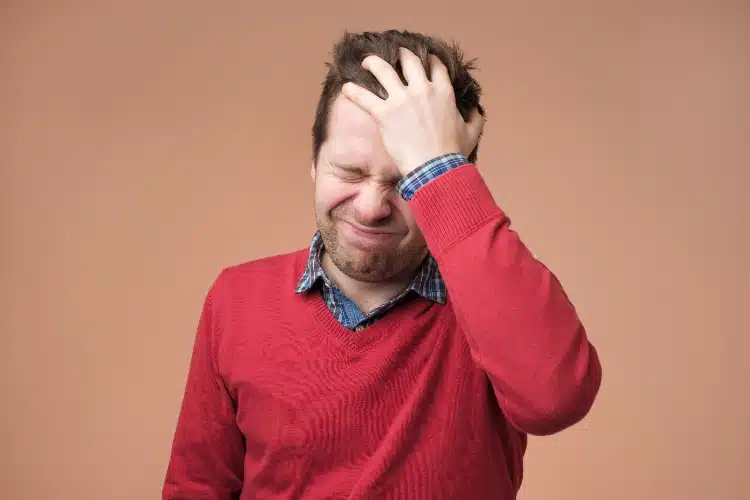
[323,95,392,168]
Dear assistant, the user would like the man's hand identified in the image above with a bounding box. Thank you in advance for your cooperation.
[341,47,484,176]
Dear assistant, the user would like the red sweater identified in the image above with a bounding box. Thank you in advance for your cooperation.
[163,164,602,499]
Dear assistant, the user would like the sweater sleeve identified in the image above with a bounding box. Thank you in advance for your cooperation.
[163,275,244,499]
[409,163,602,436]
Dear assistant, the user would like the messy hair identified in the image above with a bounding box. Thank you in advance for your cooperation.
[312,29,484,164]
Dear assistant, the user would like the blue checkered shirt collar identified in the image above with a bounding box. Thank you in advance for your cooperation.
[295,231,446,306]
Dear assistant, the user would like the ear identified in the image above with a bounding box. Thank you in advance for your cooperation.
[310,161,316,182]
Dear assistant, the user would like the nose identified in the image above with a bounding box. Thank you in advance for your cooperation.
[352,182,393,225]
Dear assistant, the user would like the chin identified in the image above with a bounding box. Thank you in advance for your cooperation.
[334,243,423,283]
[340,260,404,283]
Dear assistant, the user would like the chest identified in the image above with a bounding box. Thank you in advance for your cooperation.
[221,319,507,495]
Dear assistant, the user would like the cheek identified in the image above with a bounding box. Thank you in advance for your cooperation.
[315,180,357,214]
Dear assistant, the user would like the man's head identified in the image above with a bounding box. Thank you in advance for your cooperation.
[311,30,483,284]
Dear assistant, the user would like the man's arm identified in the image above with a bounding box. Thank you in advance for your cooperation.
[342,48,601,436]
[163,276,244,499]
[405,159,602,436]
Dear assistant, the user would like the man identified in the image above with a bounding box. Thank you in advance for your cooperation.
[163,29,602,499]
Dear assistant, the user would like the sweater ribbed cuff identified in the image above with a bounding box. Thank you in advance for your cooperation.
[409,164,507,253]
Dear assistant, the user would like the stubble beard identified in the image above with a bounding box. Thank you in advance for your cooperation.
[315,212,424,284]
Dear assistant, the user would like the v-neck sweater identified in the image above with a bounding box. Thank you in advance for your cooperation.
[163,164,602,500]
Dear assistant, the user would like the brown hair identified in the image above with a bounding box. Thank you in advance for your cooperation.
[312,29,484,164]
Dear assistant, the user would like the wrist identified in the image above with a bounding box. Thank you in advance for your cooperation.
[397,153,469,201]
[399,148,462,176]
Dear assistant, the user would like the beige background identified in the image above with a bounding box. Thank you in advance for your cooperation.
[1,1,748,499]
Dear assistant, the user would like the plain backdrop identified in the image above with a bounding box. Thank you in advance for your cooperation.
[1,1,748,499]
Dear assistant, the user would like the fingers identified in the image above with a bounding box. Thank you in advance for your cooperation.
[399,48,429,87]
[342,82,385,117]
[362,51,451,97]
[429,55,452,91]
[361,55,404,96]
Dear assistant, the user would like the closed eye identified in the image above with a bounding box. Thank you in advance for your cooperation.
[332,164,402,186]
[333,165,366,181]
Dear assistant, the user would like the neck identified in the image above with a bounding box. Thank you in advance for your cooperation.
[320,251,418,314]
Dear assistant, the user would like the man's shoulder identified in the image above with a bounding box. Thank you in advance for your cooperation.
[210,246,309,296]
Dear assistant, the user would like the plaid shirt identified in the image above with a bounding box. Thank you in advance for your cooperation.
[295,153,468,331]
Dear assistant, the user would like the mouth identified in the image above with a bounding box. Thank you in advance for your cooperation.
[342,221,400,244]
